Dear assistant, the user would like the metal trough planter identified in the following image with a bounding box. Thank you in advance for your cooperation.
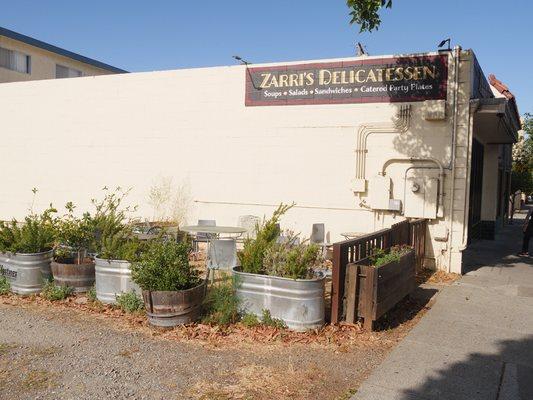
[51,261,95,293]
[94,257,140,304]
[142,280,207,327]
[0,250,53,295]
[233,267,325,331]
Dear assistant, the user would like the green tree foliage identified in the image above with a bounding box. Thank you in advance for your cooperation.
[347,0,393,32]
[0,207,57,254]
[131,240,201,291]
[238,203,293,275]
[512,113,533,193]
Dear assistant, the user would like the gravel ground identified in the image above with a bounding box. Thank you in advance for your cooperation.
[0,282,439,400]
[0,302,388,400]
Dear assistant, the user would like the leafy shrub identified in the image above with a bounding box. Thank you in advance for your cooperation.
[263,234,322,279]
[0,207,57,254]
[54,202,93,263]
[0,276,10,295]
[370,245,412,267]
[87,286,97,302]
[238,203,293,275]
[131,240,201,291]
[260,309,287,329]
[241,313,260,327]
[41,282,73,301]
[116,291,144,313]
[89,188,142,261]
[202,275,240,325]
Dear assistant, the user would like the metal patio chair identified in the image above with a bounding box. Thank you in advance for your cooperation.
[193,219,216,256]
[237,215,261,241]
[207,238,237,282]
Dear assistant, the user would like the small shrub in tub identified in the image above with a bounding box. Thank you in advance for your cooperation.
[51,202,95,293]
[234,204,326,331]
[0,206,56,295]
[90,188,145,304]
[131,240,206,327]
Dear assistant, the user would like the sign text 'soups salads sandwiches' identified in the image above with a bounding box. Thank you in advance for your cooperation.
[245,54,448,106]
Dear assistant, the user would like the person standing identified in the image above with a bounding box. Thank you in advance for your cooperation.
[519,207,533,256]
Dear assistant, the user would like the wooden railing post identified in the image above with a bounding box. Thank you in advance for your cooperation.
[331,243,345,324]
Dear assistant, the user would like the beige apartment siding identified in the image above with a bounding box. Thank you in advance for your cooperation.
[0,53,472,272]
[0,35,112,83]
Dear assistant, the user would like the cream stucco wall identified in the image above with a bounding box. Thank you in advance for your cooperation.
[0,35,117,83]
[0,52,477,273]
[480,144,499,221]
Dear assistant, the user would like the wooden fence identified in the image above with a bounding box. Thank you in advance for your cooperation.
[330,219,427,324]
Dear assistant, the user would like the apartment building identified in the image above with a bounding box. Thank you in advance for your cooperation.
[0,26,126,83]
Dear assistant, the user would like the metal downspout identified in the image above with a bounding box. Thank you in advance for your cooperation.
[446,45,462,272]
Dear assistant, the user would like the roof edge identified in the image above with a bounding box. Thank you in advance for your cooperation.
[0,26,128,73]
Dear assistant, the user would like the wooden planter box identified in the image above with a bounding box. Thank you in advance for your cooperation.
[344,248,416,330]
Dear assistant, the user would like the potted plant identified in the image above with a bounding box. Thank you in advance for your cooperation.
[51,202,95,293]
[0,207,56,295]
[91,188,144,304]
[233,204,326,331]
[131,240,206,327]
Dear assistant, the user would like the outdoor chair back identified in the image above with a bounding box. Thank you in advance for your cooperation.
[310,223,326,244]
[207,238,237,271]
[237,215,261,239]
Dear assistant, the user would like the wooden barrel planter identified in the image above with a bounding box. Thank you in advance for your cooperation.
[142,280,207,327]
[51,260,95,293]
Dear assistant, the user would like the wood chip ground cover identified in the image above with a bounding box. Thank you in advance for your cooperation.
[0,287,435,399]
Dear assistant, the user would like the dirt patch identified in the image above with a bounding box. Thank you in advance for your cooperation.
[416,268,461,286]
[0,289,434,400]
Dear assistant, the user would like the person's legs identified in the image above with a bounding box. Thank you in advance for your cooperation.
[522,232,531,254]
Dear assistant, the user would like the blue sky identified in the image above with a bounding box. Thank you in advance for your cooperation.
[2,0,532,113]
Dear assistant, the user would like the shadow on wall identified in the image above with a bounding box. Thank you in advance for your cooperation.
[400,336,533,400]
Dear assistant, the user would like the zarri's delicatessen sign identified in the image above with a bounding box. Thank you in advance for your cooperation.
[245,54,448,106]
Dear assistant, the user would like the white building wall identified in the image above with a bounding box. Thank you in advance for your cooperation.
[0,53,473,272]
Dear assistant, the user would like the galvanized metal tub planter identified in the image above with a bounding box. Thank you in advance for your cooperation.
[0,250,53,295]
[51,261,95,293]
[142,280,207,327]
[232,267,326,332]
[94,257,140,304]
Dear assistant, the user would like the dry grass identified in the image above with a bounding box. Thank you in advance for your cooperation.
[189,362,324,400]
[21,369,58,391]
[0,288,427,351]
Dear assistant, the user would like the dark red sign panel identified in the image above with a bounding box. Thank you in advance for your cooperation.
[245,54,448,106]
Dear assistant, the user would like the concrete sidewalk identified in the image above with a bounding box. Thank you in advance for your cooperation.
[352,208,533,400]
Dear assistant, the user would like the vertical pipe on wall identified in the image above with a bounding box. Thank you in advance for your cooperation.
[446,45,463,272]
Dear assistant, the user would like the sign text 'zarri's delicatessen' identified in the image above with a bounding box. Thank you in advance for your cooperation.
[245,54,448,106]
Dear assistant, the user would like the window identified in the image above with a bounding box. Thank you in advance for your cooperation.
[0,46,31,74]
[56,64,82,79]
